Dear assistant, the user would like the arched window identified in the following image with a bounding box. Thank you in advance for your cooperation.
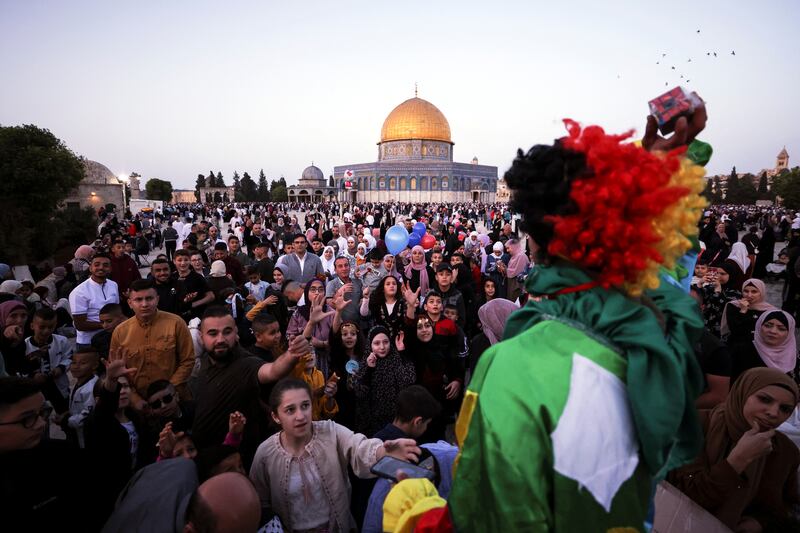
[420,177,428,190]
[441,176,449,189]
[410,177,417,190]
[451,177,459,191]
[400,177,407,190]
[370,176,376,189]
[389,177,397,189]
[380,177,386,189]
[431,177,438,189]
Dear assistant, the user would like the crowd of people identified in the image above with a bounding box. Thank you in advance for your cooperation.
[0,200,531,531]
[4,108,800,530]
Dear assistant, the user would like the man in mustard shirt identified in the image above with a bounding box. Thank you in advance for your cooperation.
[110,278,195,409]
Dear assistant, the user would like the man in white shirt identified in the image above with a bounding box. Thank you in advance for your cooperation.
[68,253,120,348]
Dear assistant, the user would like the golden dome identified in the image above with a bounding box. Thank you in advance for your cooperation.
[380,97,452,144]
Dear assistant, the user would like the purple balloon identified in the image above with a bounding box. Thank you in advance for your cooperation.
[413,222,427,236]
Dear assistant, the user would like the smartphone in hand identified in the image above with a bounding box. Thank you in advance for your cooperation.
[370,456,435,483]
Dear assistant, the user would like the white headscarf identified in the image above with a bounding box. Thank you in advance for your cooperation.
[321,246,337,276]
[727,242,751,273]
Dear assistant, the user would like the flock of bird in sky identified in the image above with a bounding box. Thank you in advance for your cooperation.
[617,29,736,87]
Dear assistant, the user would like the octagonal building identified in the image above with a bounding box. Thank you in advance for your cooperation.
[334,95,498,203]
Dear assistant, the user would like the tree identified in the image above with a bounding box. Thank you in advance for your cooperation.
[701,178,715,203]
[215,171,225,187]
[233,171,243,201]
[145,178,174,202]
[773,167,800,210]
[257,169,270,201]
[712,176,723,203]
[206,171,215,188]
[758,173,768,194]
[271,184,288,202]
[0,124,85,263]
[194,173,205,202]
[240,171,257,201]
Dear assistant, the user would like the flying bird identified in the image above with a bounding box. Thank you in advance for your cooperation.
[656,61,660,64]
[680,75,684,78]
[671,66,676,70]
[713,52,717,57]
[687,59,692,62]
[662,53,667,57]
[686,79,690,82]
[696,29,700,33]
[707,52,711,56]
[731,50,736,55]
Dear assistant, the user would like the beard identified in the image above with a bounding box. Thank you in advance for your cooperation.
[207,343,237,362]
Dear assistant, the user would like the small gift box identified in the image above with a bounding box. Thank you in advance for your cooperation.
[648,87,702,135]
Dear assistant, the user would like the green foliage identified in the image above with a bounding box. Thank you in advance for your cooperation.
[0,124,85,263]
[725,173,758,205]
[257,169,270,201]
[233,171,243,201]
[271,184,288,202]
[145,178,174,201]
[194,173,205,201]
[240,172,257,201]
[773,167,800,210]
[215,171,225,187]
[758,173,768,194]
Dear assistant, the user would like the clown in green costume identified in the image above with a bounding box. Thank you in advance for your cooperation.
[381,101,712,533]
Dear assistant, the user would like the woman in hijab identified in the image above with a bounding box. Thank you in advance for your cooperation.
[355,243,368,268]
[320,245,337,280]
[0,280,23,303]
[286,278,334,377]
[668,368,799,531]
[485,241,510,299]
[0,300,32,378]
[754,218,777,279]
[469,299,519,377]
[403,245,431,296]
[721,278,777,346]
[383,254,402,283]
[70,244,95,282]
[729,309,799,384]
[343,236,359,272]
[351,325,415,437]
[722,242,751,291]
[700,264,743,336]
[505,239,530,303]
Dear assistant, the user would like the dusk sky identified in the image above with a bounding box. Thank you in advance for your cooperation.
[1,1,797,190]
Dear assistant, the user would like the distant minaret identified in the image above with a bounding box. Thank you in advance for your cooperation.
[777,147,789,173]
[128,172,141,199]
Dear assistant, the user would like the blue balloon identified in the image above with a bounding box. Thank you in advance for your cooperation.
[385,225,410,255]
[408,232,422,248]
[413,222,427,236]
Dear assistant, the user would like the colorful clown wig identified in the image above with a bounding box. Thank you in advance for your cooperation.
[505,119,707,296]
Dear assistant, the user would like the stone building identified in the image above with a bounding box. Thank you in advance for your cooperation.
[171,190,197,203]
[333,94,498,203]
[496,176,511,203]
[62,159,125,210]
[287,165,337,202]
[711,147,791,191]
